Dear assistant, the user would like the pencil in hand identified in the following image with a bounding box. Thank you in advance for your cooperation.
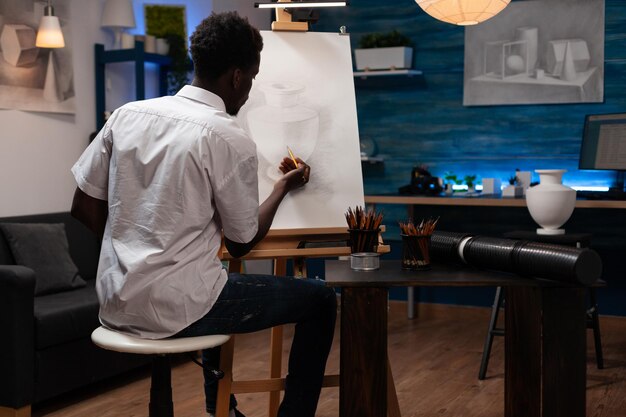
[286,146,299,168]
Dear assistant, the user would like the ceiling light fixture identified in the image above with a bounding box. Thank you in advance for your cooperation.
[415,0,510,26]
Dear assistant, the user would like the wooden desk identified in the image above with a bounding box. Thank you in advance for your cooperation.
[325,260,587,417]
[365,194,626,209]
[364,194,626,320]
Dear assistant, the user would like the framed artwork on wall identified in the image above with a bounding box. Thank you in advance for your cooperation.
[0,0,75,114]
[463,0,605,106]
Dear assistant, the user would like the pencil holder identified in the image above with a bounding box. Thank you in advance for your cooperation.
[401,234,431,270]
[348,228,379,254]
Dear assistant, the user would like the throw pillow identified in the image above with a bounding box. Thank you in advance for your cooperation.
[0,223,87,296]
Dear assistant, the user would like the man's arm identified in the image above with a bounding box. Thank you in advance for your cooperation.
[225,157,310,258]
[70,187,108,239]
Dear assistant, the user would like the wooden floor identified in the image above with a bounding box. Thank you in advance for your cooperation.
[33,301,626,417]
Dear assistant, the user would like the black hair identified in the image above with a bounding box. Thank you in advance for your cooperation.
[190,12,263,80]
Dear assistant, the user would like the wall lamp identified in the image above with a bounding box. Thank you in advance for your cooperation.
[255,1,348,32]
[255,1,348,8]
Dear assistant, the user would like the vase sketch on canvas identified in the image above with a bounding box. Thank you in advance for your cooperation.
[237,31,364,230]
[246,82,320,180]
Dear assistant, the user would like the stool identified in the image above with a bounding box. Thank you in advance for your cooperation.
[478,231,605,380]
[91,326,230,417]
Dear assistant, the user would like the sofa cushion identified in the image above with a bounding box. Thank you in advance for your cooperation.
[0,228,16,265]
[34,280,100,349]
[0,223,87,296]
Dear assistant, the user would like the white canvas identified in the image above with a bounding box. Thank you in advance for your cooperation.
[237,31,364,230]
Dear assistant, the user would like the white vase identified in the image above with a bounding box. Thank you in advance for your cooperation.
[525,169,576,235]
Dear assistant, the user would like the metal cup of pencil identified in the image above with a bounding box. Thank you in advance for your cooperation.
[348,228,380,253]
[345,206,384,271]
[401,234,431,270]
[399,218,439,271]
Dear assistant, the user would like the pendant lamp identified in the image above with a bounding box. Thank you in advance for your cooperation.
[415,0,510,26]
[36,0,65,102]
[36,0,65,48]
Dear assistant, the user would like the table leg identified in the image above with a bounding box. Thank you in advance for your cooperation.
[340,287,388,417]
[505,286,586,417]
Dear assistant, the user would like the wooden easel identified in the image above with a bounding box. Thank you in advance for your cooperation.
[215,227,400,417]
[271,0,309,32]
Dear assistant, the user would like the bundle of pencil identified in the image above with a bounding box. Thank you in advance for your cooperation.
[345,206,383,231]
[345,206,383,253]
[399,217,439,237]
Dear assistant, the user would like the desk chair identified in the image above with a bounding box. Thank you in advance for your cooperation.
[91,327,231,417]
[478,232,604,380]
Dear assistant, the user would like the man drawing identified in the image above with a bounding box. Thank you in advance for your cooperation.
[71,12,336,417]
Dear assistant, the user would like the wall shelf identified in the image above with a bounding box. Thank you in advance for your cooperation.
[353,69,423,78]
[353,69,425,89]
[95,41,172,130]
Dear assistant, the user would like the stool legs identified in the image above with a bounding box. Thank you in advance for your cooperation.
[216,338,235,417]
[149,355,174,417]
[479,286,505,380]
[588,288,604,369]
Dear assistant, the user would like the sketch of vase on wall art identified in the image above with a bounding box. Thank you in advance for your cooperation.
[463,0,604,106]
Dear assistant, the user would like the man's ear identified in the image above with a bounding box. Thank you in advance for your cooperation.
[232,67,242,89]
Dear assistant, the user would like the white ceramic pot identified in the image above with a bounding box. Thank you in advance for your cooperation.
[354,46,413,71]
[525,169,576,235]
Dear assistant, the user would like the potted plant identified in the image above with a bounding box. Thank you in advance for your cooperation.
[464,174,478,193]
[443,171,459,195]
[354,30,414,71]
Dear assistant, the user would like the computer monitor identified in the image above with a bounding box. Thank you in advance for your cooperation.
[580,113,626,192]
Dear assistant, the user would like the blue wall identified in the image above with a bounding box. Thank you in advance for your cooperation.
[312,0,626,313]
[316,0,626,193]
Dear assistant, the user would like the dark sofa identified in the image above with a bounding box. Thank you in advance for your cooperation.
[0,212,149,416]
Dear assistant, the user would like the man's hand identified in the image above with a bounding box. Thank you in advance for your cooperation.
[224,157,311,258]
[278,157,310,192]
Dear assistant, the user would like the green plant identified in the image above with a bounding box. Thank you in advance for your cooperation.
[443,171,458,184]
[358,30,413,49]
[163,34,192,95]
[464,175,477,188]
[145,5,191,94]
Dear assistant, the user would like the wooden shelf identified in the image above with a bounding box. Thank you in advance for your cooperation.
[95,41,172,130]
[364,194,626,209]
[353,69,423,78]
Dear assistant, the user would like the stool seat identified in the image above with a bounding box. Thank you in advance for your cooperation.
[91,326,231,417]
[91,326,230,354]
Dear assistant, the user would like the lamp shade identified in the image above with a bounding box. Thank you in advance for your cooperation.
[102,0,136,28]
[415,0,510,26]
[36,15,65,48]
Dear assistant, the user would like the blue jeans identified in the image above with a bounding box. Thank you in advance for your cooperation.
[173,273,337,417]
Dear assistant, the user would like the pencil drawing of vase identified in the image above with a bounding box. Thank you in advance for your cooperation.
[247,82,319,177]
